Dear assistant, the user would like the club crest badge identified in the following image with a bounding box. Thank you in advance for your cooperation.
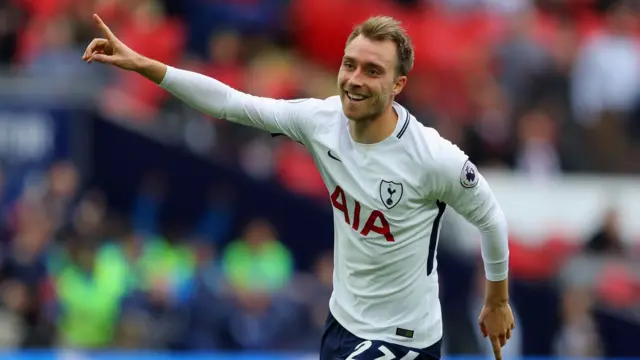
[379,180,404,210]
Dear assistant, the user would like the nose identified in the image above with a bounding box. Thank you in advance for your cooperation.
[346,68,365,88]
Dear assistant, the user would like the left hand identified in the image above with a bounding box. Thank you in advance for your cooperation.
[478,302,515,360]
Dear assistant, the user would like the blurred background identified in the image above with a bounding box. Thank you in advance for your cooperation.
[0,0,639,358]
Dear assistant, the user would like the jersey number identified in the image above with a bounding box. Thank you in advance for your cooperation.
[346,340,419,360]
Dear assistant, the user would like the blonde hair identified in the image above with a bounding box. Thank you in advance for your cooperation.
[346,16,415,76]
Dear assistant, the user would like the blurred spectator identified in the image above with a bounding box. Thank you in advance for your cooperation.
[0,201,52,347]
[494,9,548,105]
[201,30,246,91]
[132,171,166,237]
[556,208,632,356]
[462,73,513,168]
[101,0,185,119]
[19,161,79,234]
[185,240,227,350]
[292,251,334,350]
[23,15,90,80]
[514,108,562,178]
[71,188,107,239]
[52,231,128,348]
[221,286,304,350]
[572,0,640,126]
[114,227,196,349]
[192,183,235,245]
[571,0,640,172]
[219,219,299,350]
[554,285,602,356]
[0,0,24,65]
[222,219,292,294]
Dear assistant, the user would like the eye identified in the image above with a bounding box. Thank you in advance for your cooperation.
[342,61,355,70]
[368,69,380,76]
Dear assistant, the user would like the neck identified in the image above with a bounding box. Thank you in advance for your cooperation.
[349,103,398,144]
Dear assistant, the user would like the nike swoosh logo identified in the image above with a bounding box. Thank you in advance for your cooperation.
[328,150,342,162]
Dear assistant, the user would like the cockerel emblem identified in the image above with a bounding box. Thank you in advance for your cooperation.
[379,180,404,209]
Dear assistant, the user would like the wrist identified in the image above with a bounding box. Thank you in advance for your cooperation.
[134,56,168,85]
[132,54,151,73]
[484,278,509,306]
[485,297,509,308]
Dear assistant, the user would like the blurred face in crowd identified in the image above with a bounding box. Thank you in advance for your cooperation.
[338,35,406,122]
[49,161,78,198]
[314,252,333,287]
[244,219,275,249]
[607,1,639,34]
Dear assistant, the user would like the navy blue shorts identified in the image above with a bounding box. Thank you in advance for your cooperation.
[320,311,442,360]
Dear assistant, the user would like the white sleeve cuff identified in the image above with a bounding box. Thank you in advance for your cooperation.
[158,65,175,88]
[479,211,510,282]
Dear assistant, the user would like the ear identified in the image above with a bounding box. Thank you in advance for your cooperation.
[393,76,407,96]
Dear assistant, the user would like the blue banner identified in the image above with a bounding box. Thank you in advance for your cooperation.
[0,102,81,206]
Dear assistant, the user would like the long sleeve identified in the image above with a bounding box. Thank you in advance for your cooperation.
[432,138,509,281]
[158,66,322,143]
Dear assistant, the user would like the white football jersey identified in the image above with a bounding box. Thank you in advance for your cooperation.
[160,67,509,350]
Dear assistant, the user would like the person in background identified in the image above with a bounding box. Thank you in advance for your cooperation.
[184,239,228,350]
[555,208,628,357]
[192,183,235,246]
[0,202,53,348]
[117,225,196,349]
[292,250,334,350]
[131,171,166,237]
[219,218,299,350]
[52,231,129,348]
[222,218,292,294]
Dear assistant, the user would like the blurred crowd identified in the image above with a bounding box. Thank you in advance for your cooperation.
[0,161,333,350]
[0,0,639,356]
[0,161,637,355]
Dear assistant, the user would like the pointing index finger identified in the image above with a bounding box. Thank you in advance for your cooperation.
[93,14,116,41]
[491,336,502,360]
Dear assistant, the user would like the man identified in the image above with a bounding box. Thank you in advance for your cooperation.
[82,14,514,360]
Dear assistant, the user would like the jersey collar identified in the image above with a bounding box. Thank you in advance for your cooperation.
[392,102,411,139]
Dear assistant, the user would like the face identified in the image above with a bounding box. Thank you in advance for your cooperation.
[338,35,407,122]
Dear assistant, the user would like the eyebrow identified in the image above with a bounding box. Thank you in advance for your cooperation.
[342,56,386,70]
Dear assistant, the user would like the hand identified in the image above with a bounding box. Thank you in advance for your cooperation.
[82,14,143,71]
[478,302,515,360]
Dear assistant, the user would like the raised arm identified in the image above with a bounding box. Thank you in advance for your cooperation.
[82,14,319,143]
[158,66,319,141]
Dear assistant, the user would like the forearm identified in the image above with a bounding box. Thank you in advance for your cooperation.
[478,208,510,304]
[135,56,168,85]
[156,65,238,120]
[151,64,292,133]
[132,56,256,124]
[478,209,509,282]
[131,56,312,143]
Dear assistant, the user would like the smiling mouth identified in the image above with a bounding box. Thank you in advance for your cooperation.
[346,92,368,102]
